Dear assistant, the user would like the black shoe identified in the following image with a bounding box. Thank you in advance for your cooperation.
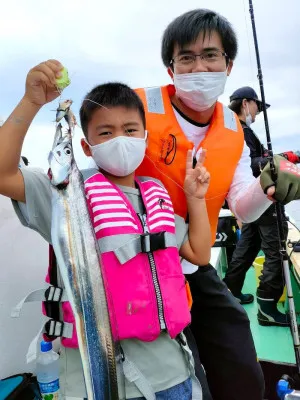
[235,293,254,304]
[257,293,289,327]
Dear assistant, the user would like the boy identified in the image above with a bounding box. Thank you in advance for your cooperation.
[0,59,211,399]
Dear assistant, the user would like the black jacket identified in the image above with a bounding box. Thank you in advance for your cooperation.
[240,120,269,178]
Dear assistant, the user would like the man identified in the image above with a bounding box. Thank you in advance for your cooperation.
[136,9,300,400]
[223,86,300,326]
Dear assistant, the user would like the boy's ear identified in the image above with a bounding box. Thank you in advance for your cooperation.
[81,138,92,157]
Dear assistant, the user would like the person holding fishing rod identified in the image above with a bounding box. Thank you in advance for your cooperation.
[0,60,213,399]
[224,86,300,326]
[135,8,300,400]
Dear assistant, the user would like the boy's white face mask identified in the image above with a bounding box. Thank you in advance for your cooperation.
[87,131,147,177]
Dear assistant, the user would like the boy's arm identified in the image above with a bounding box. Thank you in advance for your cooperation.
[179,150,211,265]
[0,99,41,202]
[179,198,211,266]
[0,59,62,202]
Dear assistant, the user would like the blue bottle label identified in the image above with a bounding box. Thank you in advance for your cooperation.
[39,378,60,399]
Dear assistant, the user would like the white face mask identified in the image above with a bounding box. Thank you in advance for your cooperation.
[173,71,227,112]
[244,103,253,127]
[87,131,147,177]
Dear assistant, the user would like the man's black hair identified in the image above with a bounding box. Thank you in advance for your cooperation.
[80,82,146,138]
[161,9,238,68]
[228,99,244,115]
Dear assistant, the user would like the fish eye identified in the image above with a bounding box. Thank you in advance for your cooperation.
[64,146,72,155]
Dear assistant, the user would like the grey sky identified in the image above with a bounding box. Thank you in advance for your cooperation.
[1,0,300,376]
[1,0,300,169]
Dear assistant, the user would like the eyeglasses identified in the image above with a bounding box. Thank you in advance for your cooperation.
[170,50,228,67]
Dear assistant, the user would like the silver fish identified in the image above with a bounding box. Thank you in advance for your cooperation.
[48,106,121,400]
[55,99,77,129]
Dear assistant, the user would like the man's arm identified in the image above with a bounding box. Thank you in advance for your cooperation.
[226,141,272,223]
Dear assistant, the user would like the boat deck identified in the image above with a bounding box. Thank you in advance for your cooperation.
[243,266,296,364]
[224,220,300,367]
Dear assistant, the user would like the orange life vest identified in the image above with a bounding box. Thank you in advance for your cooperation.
[135,85,244,244]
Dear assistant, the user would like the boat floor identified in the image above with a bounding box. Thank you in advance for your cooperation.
[243,265,297,365]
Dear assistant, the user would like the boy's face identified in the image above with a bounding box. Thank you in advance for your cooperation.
[81,106,145,156]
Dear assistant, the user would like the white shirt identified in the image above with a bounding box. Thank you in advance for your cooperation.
[173,107,271,273]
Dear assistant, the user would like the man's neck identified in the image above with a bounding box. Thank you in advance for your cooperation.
[171,94,216,124]
[239,115,246,123]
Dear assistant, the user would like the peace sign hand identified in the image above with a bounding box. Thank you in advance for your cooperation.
[184,149,210,200]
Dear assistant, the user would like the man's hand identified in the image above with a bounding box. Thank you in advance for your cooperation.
[261,155,300,204]
[279,151,300,164]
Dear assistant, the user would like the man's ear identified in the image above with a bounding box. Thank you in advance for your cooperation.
[167,67,174,81]
[242,98,248,108]
[227,59,233,76]
[81,138,92,157]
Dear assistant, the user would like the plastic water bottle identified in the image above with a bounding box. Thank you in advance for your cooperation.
[36,341,60,399]
[277,377,300,399]
[284,393,300,399]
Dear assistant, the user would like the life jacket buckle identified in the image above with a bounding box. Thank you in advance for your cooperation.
[44,286,63,302]
[44,319,64,338]
[141,232,167,253]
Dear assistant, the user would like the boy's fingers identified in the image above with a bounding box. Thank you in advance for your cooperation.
[186,149,193,171]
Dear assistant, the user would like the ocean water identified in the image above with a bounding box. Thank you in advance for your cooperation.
[286,200,300,228]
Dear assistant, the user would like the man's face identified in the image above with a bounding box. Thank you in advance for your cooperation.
[170,30,233,76]
[246,100,259,123]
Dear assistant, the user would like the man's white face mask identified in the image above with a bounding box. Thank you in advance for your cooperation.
[173,71,228,112]
[244,103,254,127]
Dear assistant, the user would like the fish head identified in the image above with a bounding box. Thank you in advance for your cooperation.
[48,124,73,187]
[56,99,73,123]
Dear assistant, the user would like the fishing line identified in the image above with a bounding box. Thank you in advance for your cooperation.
[78,97,231,203]
[248,0,300,374]
[243,0,256,88]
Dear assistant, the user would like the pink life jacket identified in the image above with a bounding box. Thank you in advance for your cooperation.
[42,170,191,347]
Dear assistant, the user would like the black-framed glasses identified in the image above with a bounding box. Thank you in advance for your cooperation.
[170,50,228,67]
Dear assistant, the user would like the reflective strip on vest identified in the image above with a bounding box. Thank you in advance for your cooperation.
[223,104,237,132]
[98,231,177,264]
[145,87,165,114]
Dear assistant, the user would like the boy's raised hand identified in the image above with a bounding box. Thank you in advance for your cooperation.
[24,59,63,106]
[184,149,210,200]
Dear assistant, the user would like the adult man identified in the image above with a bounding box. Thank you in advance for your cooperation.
[223,86,300,326]
[136,9,300,400]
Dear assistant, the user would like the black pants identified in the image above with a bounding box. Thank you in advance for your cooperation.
[186,265,265,400]
[223,212,288,300]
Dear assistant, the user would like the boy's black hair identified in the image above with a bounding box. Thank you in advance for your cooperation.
[161,9,238,68]
[80,82,146,138]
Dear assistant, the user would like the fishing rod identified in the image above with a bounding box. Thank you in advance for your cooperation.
[248,0,300,376]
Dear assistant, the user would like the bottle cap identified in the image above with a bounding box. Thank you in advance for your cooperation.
[40,341,53,352]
